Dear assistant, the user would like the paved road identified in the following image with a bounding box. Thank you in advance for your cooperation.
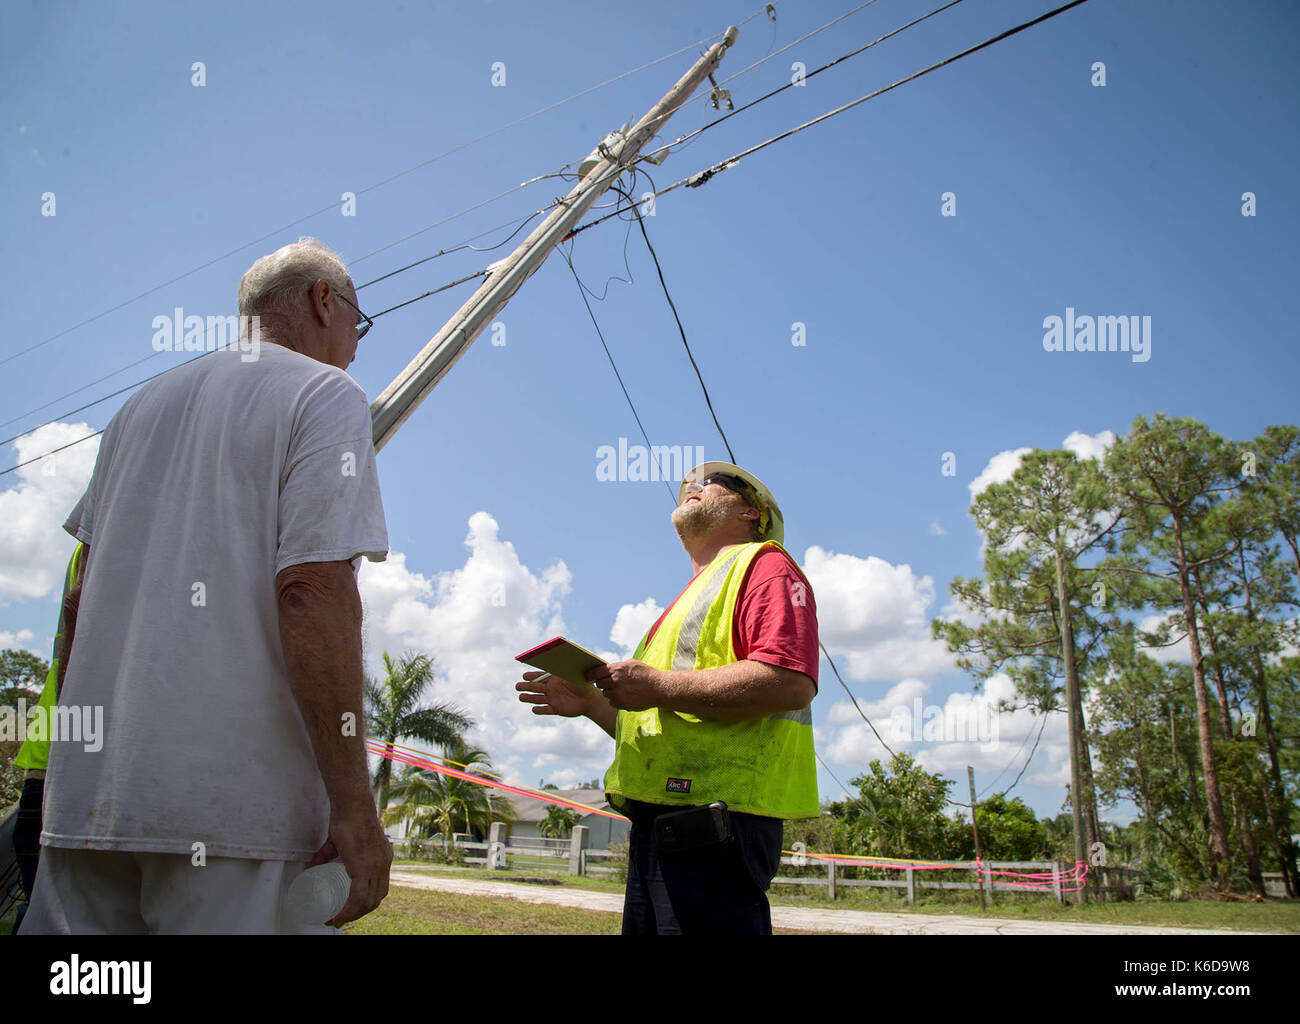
[389,871,1259,935]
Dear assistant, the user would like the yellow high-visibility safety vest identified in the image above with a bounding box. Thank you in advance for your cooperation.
[603,541,819,819]
[14,542,85,772]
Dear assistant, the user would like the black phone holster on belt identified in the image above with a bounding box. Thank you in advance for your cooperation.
[653,801,733,854]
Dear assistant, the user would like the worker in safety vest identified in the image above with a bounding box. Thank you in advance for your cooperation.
[9,542,85,933]
[517,462,818,935]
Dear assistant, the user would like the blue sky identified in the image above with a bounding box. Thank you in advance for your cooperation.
[2,0,1297,826]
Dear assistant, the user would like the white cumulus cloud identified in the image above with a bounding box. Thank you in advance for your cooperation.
[0,422,99,603]
[802,545,954,683]
[607,597,663,659]
[357,512,614,790]
[818,673,1072,794]
[968,429,1117,501]
[1137,612,1191,663]
[0,628,38,652]
[1063,429,1117,462]
[968,447,1033,500]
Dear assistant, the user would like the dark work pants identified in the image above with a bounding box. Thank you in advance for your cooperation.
[620,799,784,936]
[11,777,44,933]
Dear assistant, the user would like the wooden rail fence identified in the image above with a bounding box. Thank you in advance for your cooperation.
[398,824,1138,904]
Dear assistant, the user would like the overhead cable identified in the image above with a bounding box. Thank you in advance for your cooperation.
[644,0,969,164]
[0,15,767,368]
[569,0,1093,242]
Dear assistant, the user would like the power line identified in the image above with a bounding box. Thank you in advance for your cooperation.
[4,165,639,462]
[0,429,104,478]
[0,262,491,465]
[572,160,932,821]
[714,0,882,92]
[682,0,1094,186]
[821,642,898,759]
[6,2,1092,478]
[354,185,631,290]
[997,710,1050,798]
[569,172,641,303]
[355,208,548,290]
[640,0,886,143]
[0,2,791,428]
[2,247,491,464]
[612,185,736,465]
[978,709,1037,798]
[0,349,160,432]
[644,0,969,165]
[0,353,211,450]
[571,217,637,303]
[588,0,1100,803]
[0,265,490,452]
[349,177,568,274]
[3,183,636,444]
[584,175,904,764]
[816,751,857,801]
[0,8,785,425]
[584,181,903,769]
[0,18,762,369]
[1,208,552,439]
[0,172,560,372]
[367,269,490,320]
[570,0,1094,241]
[562,248,677,505]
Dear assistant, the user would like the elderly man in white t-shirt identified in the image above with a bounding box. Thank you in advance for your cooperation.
[21,238,393,934]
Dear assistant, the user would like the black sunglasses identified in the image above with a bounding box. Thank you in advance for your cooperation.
[701,473,770,534]
[702,473,756,499]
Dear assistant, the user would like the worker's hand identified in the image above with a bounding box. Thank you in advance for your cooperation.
[310,797,392,928]
[515,671,599,718]
[586,659,666,713]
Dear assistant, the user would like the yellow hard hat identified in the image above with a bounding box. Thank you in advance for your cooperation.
[678,462,784,546]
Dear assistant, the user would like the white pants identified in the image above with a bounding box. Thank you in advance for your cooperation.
[19,847,339,935]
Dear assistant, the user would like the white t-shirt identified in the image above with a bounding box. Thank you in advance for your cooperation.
[42,343,388,861]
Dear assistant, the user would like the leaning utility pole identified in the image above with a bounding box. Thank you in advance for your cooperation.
[370,26,739,451]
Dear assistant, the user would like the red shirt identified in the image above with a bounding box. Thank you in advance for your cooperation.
[641,547,819,691]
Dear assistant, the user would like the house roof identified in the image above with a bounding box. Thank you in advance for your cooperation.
[506,788,612,824]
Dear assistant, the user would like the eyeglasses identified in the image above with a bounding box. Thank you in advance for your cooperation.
[334,290,374,341]
[309,285,373,340]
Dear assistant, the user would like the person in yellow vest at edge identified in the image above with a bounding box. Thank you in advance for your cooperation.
[516,462,818,935]
[10,542,86,934]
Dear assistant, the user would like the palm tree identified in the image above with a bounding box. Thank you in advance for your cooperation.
[538,805,580,839]
[381,742,516,849]
[366,650,472,814]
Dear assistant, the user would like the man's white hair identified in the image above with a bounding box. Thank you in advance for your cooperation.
[237,237,352,319]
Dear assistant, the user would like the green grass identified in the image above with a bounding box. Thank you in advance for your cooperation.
[0,887,624,936]
[393,860,629,893]
[5,887,814,936]
[343,886,622,935]
[350,884,824,934]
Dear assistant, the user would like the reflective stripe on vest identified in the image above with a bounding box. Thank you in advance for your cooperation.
[603,541,819,819]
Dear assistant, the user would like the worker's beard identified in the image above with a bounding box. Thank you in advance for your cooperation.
[671,497,736,547]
